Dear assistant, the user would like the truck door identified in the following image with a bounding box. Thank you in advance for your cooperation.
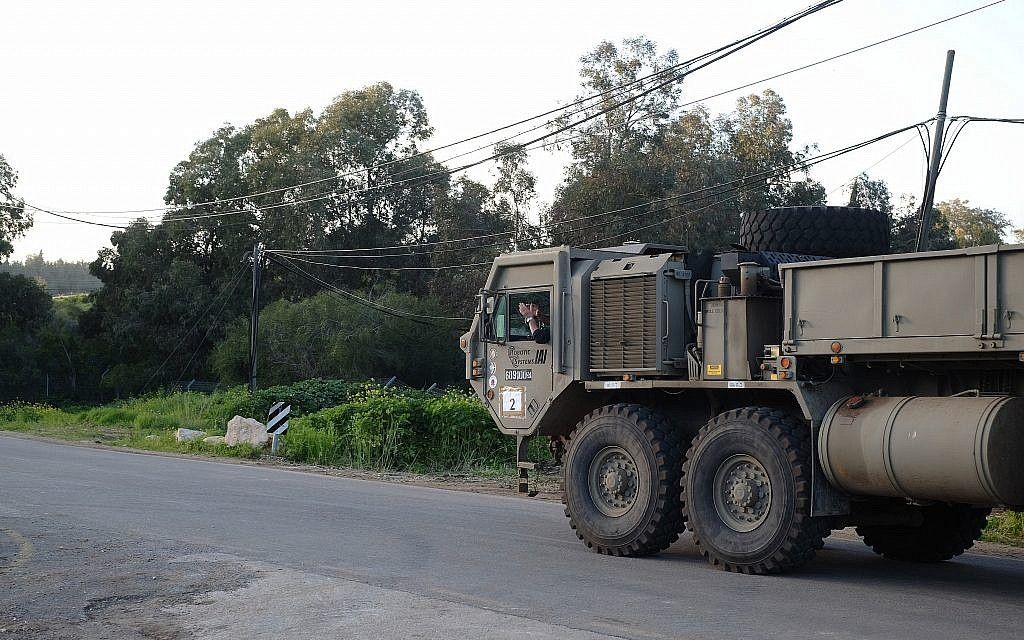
[482,288,555,431]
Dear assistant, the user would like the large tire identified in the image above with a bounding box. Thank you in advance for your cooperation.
[682,407,827,574]
[857,504,991,562]
[739,206,889,258]
[562,404,684,556]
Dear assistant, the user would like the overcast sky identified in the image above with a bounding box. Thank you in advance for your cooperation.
[3,0,1022,262]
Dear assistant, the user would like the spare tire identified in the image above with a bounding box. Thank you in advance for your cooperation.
[739,206,889,258]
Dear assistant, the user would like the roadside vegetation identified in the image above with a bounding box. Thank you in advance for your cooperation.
[0,379,521,474]
[983,511,1024,546]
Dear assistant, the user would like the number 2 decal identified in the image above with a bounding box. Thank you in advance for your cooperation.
[500,387,525,418]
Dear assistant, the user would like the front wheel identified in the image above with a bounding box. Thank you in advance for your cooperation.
[562,404,684,556]
[682,407,826,574]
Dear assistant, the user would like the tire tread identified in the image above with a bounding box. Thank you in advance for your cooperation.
[739,206,889,258]
[681,406,826,574]
[562,403,684,557]
[857,505,990,562]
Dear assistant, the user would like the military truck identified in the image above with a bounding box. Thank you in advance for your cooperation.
[460,205,1024,574]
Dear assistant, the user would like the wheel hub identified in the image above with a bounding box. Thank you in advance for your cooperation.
[588,446,639,517]
[713,454,772,532]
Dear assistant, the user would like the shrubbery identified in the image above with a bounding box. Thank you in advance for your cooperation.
[0,379,508,473]
[284,386,508,471]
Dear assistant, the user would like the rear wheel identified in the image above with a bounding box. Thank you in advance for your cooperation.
[562,404,683,556]
[682,407,827,574]
[857,504,991,562]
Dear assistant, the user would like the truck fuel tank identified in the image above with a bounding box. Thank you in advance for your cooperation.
[819,395,1024,507]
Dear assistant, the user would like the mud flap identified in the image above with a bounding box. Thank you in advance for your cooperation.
[810,421,850,516]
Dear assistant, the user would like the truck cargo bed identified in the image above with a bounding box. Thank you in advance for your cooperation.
[780,244,1024,356]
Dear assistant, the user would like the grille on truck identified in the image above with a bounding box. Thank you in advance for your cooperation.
[590,275,658,371]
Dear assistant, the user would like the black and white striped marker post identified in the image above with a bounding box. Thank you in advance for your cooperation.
[267,402,291,454]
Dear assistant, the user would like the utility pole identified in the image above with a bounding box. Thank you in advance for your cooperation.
[248,242,263,393]
[916,50,956,252]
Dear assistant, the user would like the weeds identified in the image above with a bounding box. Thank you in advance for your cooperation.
[983,510,1024,546]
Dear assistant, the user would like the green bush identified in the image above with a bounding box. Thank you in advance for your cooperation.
[280,424,348,466]
[284,387,508,471]
[217,379,364,423]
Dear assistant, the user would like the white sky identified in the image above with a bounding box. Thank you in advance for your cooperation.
[3,0,1022,262]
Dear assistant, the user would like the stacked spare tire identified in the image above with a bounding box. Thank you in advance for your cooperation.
[739,205,889,258]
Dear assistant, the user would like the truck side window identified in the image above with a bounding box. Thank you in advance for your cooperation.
[486,295,508,342]
[508,291,550,344]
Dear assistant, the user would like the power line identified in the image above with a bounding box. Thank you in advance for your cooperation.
[22,2,842,219]
[936,115,1024,177]
[8,1,1006,232]
[172,268,248,384]
[16,1,844,225]
[266,252,471,323]
[141,263,248,391]
[140,0,1007,226]
[269,123,920,272]
[826,133,919,199]
[278,254,492,271]
[267,118,929,259]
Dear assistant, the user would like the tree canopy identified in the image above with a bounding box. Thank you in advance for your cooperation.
[546,38,823,250]
[0,153,31,260]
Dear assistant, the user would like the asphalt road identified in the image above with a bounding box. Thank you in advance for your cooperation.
[2,435,1023,639]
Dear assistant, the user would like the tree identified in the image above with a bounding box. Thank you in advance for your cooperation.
[0,153,31,259]
[719,89,824,216]
[492,143,539,250]
[936,199,1009,248]
[0,272,52,400]
[429,177,510,314]
[561,37,680,165]
[890,194,956,253]
[847,172,893,216]
[210,291,464,388]
[77,83,461,395]
[547,37,824,251]
[546,37,681,248]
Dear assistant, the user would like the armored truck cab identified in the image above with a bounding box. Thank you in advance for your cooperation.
[462,209,1024,575]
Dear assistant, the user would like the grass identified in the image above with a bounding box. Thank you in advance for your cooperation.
[983,510,1024,546]
[0,400,262,459]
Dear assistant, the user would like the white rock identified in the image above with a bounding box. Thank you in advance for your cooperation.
[225,416,270,448]
[175,428,207,442]
[145,434,161,441]
[203,436,226,445]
